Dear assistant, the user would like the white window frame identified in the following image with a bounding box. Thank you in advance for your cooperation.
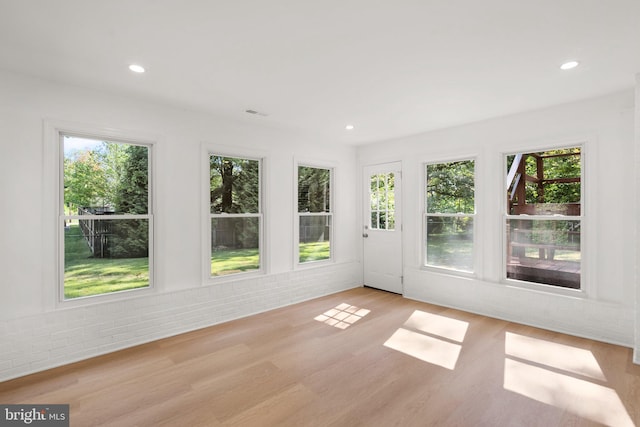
[203,144,267,282]
[294,161,334,267]
[422,156,477,276]
[44,120,156,308]
[502,141,589,296]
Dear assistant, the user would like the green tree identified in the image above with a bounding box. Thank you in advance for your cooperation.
[210,156,259,213]
[298,166,330,212]
[114,145,148,214]
[210,156,260,250]
[98,142,128,208]
[110,145,149,258]
[510,148,581,205]
[426,160,475,214]
[64,150,107,211]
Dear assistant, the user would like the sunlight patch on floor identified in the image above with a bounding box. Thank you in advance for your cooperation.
[504,333,633,426]
[403,310,469,342]
[383,310,469,370]
[505,332,606,381]
[384,328,462,370]
[314,303,370,329]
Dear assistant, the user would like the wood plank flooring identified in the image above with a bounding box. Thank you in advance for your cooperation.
[1,287,639,426]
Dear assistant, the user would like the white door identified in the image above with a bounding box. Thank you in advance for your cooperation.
[363,162,403,294]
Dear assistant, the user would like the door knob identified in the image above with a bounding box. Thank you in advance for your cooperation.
[363,233,369,238]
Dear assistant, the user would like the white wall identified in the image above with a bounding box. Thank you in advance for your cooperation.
[0,70,361,381]
[1,67,637,381]
[358,90,637,349]
[635,73,640,364]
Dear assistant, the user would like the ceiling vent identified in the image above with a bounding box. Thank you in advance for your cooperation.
[245,109,268,117]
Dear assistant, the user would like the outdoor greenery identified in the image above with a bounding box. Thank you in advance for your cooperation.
[370,173,395,230]
[210,156,261,275]
[425,160,475,270]
[64,138,149,257]
[211,247,260,276]
[298,166,332,262]
[508,219,580,255]
[426,233,473,272]
[210,156,260,214]
[507,147,581,206]
[64,140,149,214]
[299,241,331,263]
[209,241,331,276]
[426,160,474,214]
[64,224,148,298]
[506,148,582,288]
[63,137,150,298]
[298,166,330,213]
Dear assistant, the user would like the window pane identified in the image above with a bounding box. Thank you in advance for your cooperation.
[370,194,378,212]
[426,216,473,272]
[210,156,260,214]
[387,174,395,211]
[378,187,387,209]
[426,160,474,214]
[506,218,580,289]
[507,148,581,215]
[298,166,330,213]
[369,172,395,231]
[387,212,395,230]
[64,219,149,299]
[299,215,331,263]
[371,212,378,229]
[211,217,260,276]
[64,137,149,215]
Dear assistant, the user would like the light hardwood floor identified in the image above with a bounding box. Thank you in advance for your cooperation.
[1,287,639,426]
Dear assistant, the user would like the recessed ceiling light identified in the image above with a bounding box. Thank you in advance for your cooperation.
[129,64,146,73]
[345,124,355,130]
[560,61,579,70]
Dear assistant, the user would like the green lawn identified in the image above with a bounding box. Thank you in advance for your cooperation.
[426,234,473,271]
[299,241,330,263]
[523,247,580,262]
[64,225,149,299]
[210,241,331,276]
[211,248,260,276]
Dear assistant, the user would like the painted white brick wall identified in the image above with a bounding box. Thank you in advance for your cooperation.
[404,267,635,347]
[0,262,361,382]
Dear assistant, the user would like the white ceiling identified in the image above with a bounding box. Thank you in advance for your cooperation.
[1,0,639,144]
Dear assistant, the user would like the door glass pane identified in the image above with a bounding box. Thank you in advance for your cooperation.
[387,212,395,230]
[371,212,378,229]
[370,172,395,231]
